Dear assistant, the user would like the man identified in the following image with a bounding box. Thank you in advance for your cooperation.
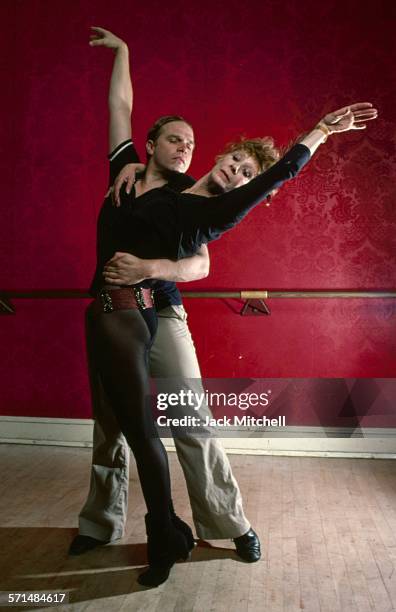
[69,26,260,562]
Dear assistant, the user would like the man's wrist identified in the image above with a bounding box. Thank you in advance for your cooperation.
[143,260,158,279]
[115,41,128,54]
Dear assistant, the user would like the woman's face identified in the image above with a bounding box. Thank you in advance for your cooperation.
[208,149,260,193]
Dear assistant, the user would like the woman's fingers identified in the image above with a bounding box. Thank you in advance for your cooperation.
[126,175,135,194]
[354,117,375,123]
[353,108,378,115]
[330,106,350,117]
[332,102,373,117]
[353,112,378,121]
[338,102,373,113]
[352,109,378,126]
[348,102,373,111]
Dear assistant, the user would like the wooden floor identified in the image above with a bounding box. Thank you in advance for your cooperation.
[0,445,395,612]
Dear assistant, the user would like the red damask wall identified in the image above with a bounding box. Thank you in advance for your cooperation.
[1,0,395,423]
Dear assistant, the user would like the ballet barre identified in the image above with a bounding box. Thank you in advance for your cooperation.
[1,289,395,315]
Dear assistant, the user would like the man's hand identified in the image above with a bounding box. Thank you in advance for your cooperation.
[104,252,153,285]
[321,102,378,134]
[110,163,146,206]
[89,26,126,50]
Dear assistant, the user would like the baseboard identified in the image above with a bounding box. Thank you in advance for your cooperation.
[0,416,395,458]
[0,416,94,447]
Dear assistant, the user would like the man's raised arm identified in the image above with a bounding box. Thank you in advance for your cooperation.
[89,26,132,153]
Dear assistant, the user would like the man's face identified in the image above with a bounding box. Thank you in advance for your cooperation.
[208,149,260,193]
[146,121,195,174]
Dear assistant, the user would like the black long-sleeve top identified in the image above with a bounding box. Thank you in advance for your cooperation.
[90,140,311,295]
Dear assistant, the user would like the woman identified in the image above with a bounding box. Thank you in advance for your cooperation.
[87,27,377,587]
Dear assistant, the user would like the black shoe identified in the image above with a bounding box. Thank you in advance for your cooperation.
[137,514,191,587]
[233,528,261,562]
[68,534,109,556]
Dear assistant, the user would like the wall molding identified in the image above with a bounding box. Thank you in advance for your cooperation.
[0,416,394,458]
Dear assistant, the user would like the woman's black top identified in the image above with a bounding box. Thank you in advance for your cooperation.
[90,140,311,296]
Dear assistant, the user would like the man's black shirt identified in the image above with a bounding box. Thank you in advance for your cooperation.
[90,140,194,310]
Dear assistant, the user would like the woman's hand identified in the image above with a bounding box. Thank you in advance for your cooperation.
[300,102,378,155]
[320,102,378,134]
[111,162,146,206]
[89,26,126,50]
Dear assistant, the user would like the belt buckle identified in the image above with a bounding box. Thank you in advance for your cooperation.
[100,290,114,313]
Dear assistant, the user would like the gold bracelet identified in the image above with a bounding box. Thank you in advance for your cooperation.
[315,122,331,143]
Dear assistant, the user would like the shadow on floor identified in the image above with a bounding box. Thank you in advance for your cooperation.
[0,527,239,607]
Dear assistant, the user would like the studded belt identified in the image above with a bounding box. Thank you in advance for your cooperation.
[93,287,154,314]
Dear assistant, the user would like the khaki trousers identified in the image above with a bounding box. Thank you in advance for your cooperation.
[79,305,250,540]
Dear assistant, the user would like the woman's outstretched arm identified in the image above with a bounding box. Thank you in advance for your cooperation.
[178,102,378,253]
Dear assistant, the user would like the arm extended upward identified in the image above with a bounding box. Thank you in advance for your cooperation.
[90,26,132,153]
